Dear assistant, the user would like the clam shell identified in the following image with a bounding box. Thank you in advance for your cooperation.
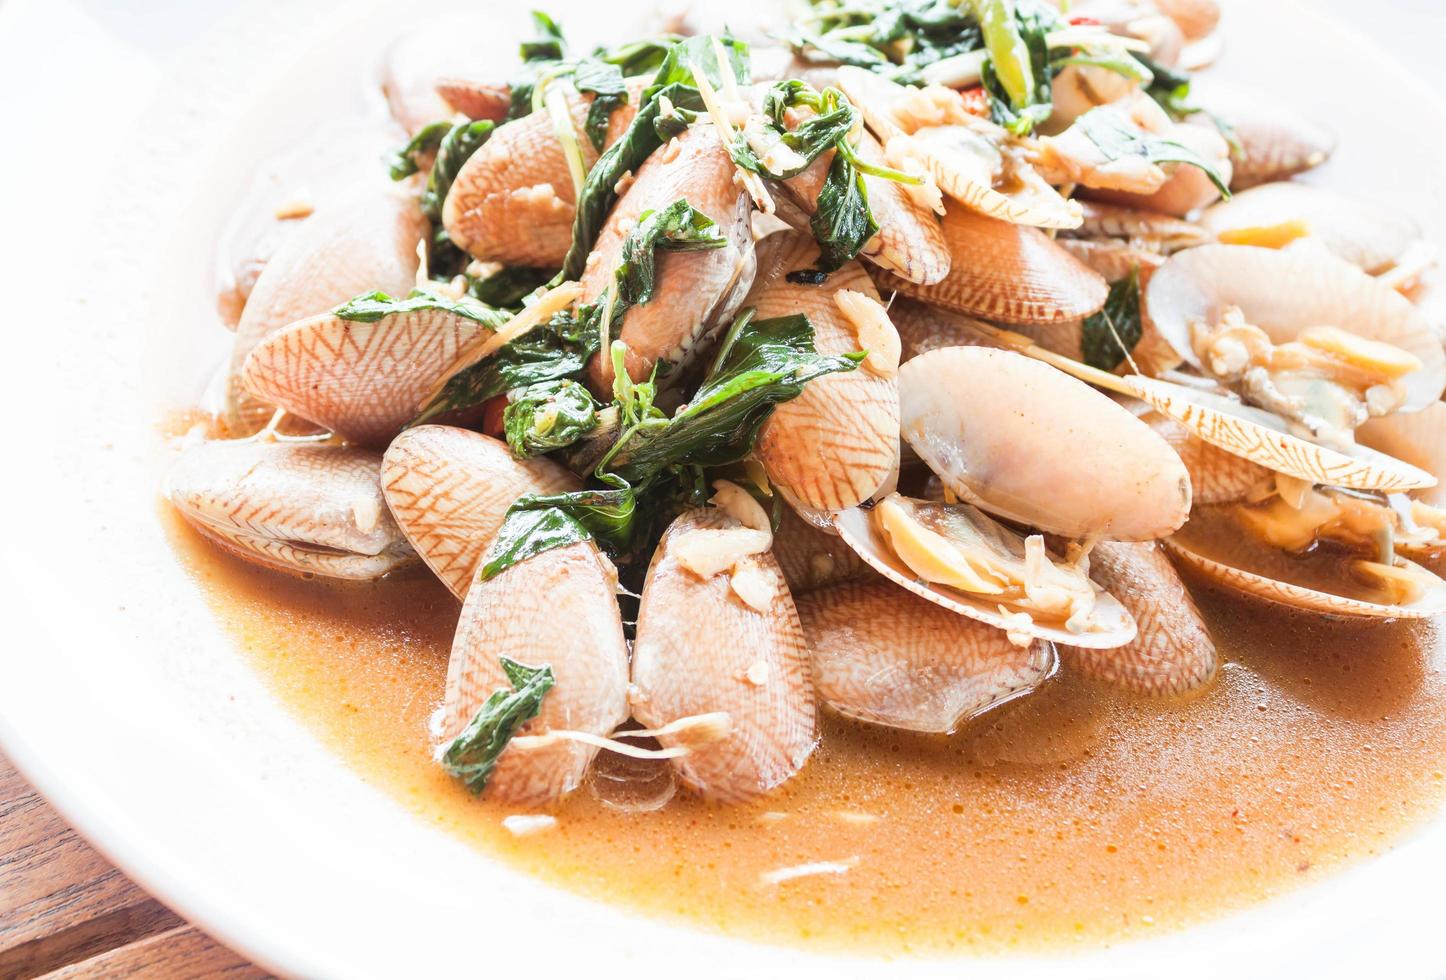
[876,207,1108,324]
[1146,244,1446,409]
[832,506,1136,649]
[435,77,512,122]
[1122,375,1437,493]
[1146,411,1271,504]
[443,91,636,268]
[748,235,900,511]
[381,426,581,599]
[1358,402,1446,508]
[631,509,816,803]
[442,540,630,805]
[798,579,1057,734]
[165,440,415,580]
[1192,80,1336,189]
[582,125,756,393]
[899,347,1192,540]
[241,306,493,447]
[228,185,425,429]
[770,503,869,595]
[1165,537,1446,620]
[1063,541,1218,696]
[1200,183,1420,275]
[781,131,952,286]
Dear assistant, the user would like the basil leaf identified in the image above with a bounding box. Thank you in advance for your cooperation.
[439,657,554,794]
[387,120,451,180]
[414,306,601,426]
[558,35,749,280]
[421,119,494,221]
[480,481,639,580]
[1080,269,1143,371]
[616,199,728,306]
[811,152,878,273]
[521,10,567,62]
[1076,105,1231,196]
[572,58,629,152]
[332,289,512,328]
[784,0,981,84]
[503,379,598,457]
[605,311,863,485]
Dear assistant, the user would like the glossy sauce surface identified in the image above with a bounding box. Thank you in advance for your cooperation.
[165,506,1446,955]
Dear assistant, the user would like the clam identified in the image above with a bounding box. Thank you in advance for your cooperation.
[889,296,998,362]
[874,207,1109,325]
[836,66,1082,230]
[780,129,952,285]
[1146,244,1446,413]
[381,425,581,599]
[1191,80,1336,189]
[1057,238,1164,283]
[1082,120,1232,217]
[898,347,1191,540]
[631,507,816,802]
[1167,502,1446,619]
[833,345,1195,648]
[1145,411,1271,504]
[582,125,755,392]
[798,580,1057,733]
[1061,541,1218,695]
[435,77,512,123]
[443,88,639,268]
[227,185,426,430]
[1074,200,1212,252]
[165,440,415,580]
[1049,63,1140,130]
[1199,183,1424,277]
[1358,402,1446,508]
[747,233,901,511]
[240,302,502,447]
[441,540,630,805]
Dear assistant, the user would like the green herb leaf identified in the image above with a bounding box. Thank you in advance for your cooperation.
[559,34,749,280]
[503,379,599,457]
[605,311,863,485]
[438,657,554,794]
[421,119,495,221]
[521,10,567,62]
[332,289,512,328]
[1075,104,1231,196]
[979,0,1055,135]
[414,305,601,426]
[810,152,878,272]
[1080,268,1143,371]
[479,480,639,579]
[1137,53,1196,121]
[387,120,452,181]
[785,0,982,84]
[574,58,629,151]
[616,199,728,306]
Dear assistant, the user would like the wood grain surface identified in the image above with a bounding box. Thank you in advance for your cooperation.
[0,755,266,980]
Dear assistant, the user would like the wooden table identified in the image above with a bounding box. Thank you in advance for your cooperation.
[0,754,266,979]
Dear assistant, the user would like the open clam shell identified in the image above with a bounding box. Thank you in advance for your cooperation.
[1199,183,1421,275]
[832,506,1136,649]
[1122,374,1437,493]
[798,579,1057,734]
[1166,519,1446,620]
[165,440,416,580]
[1358,402,1446,508]
[241,304,497,447]
[381,426,582,599]
[900,347,1192,540]
[875,207,1108,325]
[1146,244,1446,409]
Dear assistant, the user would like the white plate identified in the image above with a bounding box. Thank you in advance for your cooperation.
[1,0,1444,976]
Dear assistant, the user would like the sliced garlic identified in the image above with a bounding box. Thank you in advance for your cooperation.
[834,289,901,379]
[711,479,772,532]
[502,814,558,837]
[730,557,778,613]
[672,527,772,579]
